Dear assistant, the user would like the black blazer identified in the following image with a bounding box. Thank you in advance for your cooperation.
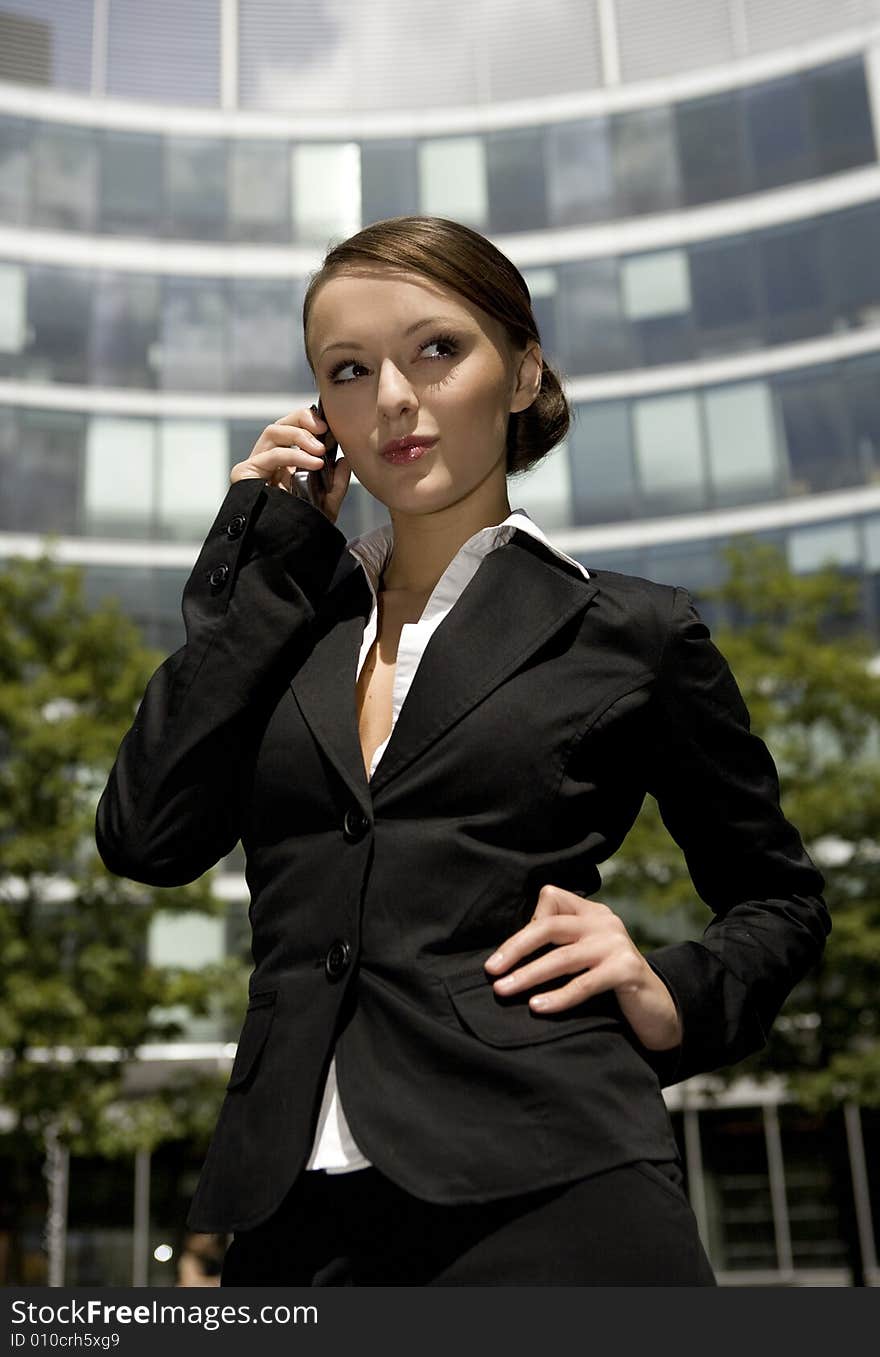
[95,478,830,1234]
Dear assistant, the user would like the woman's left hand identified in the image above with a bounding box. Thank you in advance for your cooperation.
[483,884,683,1052]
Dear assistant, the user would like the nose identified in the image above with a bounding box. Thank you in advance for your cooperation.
[376,359,418,421]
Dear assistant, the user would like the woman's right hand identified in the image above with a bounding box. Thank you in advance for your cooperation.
[230,405,352,525]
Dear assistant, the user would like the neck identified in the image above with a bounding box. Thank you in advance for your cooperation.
[380,482,512,595]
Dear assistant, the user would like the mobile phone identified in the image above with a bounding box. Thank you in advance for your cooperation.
[312,398,338,499]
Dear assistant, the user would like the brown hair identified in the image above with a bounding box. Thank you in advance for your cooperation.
[301,215,571,477]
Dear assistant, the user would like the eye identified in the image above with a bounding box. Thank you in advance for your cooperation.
[328,358,368,384]
[328,331,460,384]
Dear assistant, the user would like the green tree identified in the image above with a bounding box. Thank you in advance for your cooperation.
[0,551,250,1277]
[612,539,880,1110]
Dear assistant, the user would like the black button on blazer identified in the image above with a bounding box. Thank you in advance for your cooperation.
[95,478,829,1234]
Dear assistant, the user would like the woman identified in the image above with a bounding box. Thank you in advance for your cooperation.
[96,215,830,1286]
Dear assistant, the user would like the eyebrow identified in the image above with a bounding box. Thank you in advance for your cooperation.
[317,316,464,361]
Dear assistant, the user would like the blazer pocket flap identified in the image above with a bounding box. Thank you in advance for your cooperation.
[226,988,278,1089]
[442,968,621,1048]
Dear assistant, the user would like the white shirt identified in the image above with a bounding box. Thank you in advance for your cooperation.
[304,507,592,1173]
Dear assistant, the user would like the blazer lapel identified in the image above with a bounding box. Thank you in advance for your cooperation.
[288,557,374,813]
[290,528,598,807]
[368,531,597,796]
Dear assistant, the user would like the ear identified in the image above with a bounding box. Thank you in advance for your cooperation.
[509,342,543,415]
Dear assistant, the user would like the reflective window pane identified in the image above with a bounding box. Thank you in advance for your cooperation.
[569,400,636,524]
[759,222,828,345]
[744,75,813,190]
[0,116,31,225]
[0,263,27,358]
[228,140,291,244]
[621,250,690,321]
[675,91,750,205]
[84,417,155,537]
[689,235,764,356]
[0,408,83,534]
[843,354,880,484]
[775,370,860,495]
[704,381,779,506]
[621,249,695,366]
[24,265,91,384]
[611,106,680,216]
[789,520,860,573]
[157,420,228,540]
[32,122,97,231]
[557,258,632,374]
[825,203,880,330]
[164,137,228,241]
[89,271,160,389]
[546,117,614,227]
[98,129,163,235]
[633,392,706,513]
[486,127,547,232]
[805,57,876,176]
[360,139,419,225]
[229,279,298,393]
[158,278,228,391]
[292,142,361,246]
[419,137,487,228]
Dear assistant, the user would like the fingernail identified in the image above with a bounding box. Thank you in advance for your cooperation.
[485,952,503,968]
[530,995,550,1009]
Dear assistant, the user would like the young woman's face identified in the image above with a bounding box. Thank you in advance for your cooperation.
[306,266,540,516]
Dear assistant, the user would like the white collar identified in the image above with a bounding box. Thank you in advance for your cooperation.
[347,507,590,595]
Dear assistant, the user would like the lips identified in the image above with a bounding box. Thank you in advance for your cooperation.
[380,437,437,464]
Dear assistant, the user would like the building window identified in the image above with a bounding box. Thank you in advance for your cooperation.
[775,370,860,496]
[805,57,876,176]
[84,416,155,538]
[159,278,228,392]
[689,235,764,356]
[98,129,164,237]
[675,90,750,206]
[228,140,291,245]
[704,381,779,507]
[228,279,299,394]
[788,520,860,575]
[558,258,633,374]
[743,74,813,191]
[360,139,419,225]
[90,271,160,389]
[164,137,227,241]
[156,420,228,541]
[0,116,32,225]
[569,400,636,525]
[632,391,706,514]
[418,136,487,228]
[0,262,27,358]
[292,142,361,246]
[486,127,547,233]
[32,122,97,232]
[611,106,681,217]
[546,117,614,227]
[620,248,695,366]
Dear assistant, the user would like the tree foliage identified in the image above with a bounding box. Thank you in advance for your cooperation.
[612,540,880,1109]
[0,552,249,1159]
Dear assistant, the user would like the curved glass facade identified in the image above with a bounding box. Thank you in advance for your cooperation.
[0,56,874,240]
